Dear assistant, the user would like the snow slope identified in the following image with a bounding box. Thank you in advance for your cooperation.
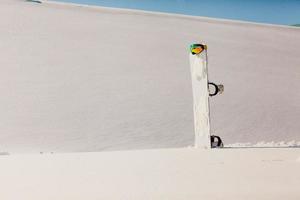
[0,148,300,199]
[0,0,299,152]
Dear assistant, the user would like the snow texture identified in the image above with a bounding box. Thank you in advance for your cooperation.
[0,0,299,153]
[226,141,300,148]
[1,148,300,199]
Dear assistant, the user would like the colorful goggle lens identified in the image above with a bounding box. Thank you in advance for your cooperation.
[190,44,207,55]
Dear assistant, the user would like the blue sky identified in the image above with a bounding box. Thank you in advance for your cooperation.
[55,0,300,25]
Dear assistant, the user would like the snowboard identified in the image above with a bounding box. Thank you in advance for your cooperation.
[189,44,211,148]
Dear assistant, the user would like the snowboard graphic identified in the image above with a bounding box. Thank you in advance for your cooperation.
[189,44,211,148]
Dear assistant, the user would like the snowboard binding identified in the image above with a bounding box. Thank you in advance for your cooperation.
[208,82,224,96]
[208,83,224,147]
[190,44,207,55]
[210,135,223,148]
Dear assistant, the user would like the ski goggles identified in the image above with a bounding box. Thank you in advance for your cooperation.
[190,44,207,55]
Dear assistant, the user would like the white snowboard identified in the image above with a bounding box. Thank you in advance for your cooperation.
[189,44,211,149]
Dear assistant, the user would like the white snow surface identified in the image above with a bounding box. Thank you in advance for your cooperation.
[1,2,299,199]
[0,0,299,153]
[226,140,300,148]
[0,148,300,200]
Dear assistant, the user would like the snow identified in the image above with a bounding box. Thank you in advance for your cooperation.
[0,1,300,199]
[0,148,300,199]
[0,0,299,153]
[226,141,300,148]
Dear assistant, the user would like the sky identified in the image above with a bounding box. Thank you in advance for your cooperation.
[54,0,300,25]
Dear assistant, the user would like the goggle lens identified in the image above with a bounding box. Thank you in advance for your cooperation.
[190,44,206,55]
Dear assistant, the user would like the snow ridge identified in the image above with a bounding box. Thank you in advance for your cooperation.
[226,141,300,148]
